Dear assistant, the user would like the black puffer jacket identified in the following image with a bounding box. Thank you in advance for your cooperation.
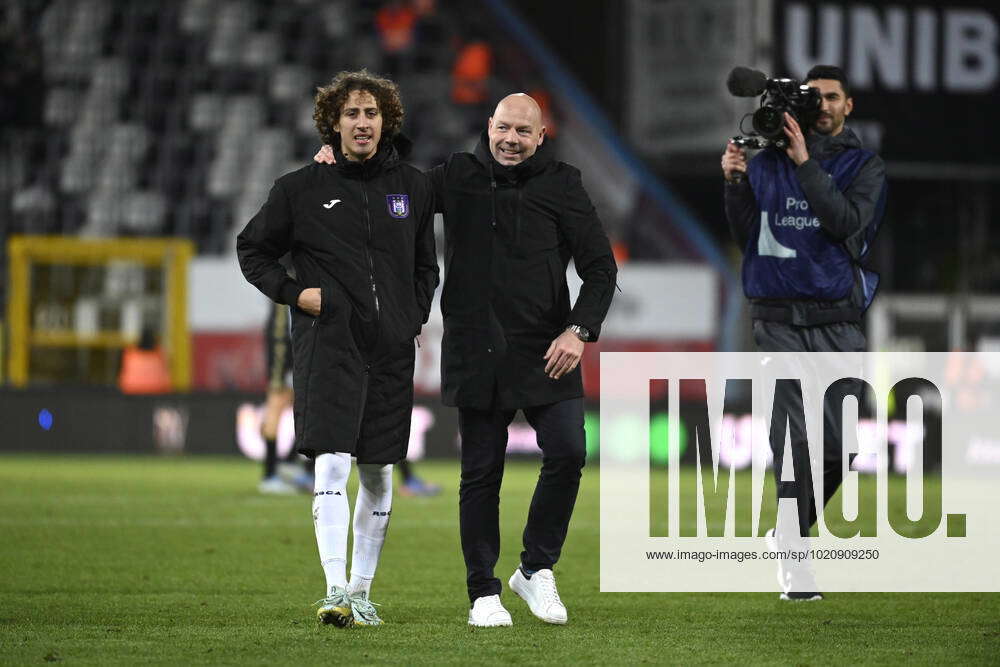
[237,141,438,462]
[429,133,617,410]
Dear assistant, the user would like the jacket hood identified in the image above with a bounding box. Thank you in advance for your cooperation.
[332,132,410,178]
[474,129,554,181]
[806,126,863,159]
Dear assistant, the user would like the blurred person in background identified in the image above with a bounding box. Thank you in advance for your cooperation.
[118,326,172,395]
[238,70,438,628]
[721,65,887,601]
[257,299,314,495]
[316,92,617,628]
[374,0,418,78]
[450,37,493,133]
[395,458,440,496]
[451,39,492,106]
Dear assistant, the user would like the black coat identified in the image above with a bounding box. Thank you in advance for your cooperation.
[430,134,617,410]
[237,142,439,462]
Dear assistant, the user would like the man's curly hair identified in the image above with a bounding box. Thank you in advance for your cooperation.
[313,69,404,147]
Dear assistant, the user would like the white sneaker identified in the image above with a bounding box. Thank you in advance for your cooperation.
[766,528,822,600]
[509,568,567,624]
[764,528,789,593]
[258,476,297,494]
[468,595,512,627]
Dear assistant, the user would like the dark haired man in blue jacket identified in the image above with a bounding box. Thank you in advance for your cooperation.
[722,64,887,601]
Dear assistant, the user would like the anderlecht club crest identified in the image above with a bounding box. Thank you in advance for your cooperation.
[386,194,410,219]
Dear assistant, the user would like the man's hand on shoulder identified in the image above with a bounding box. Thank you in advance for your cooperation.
[314,145,336,164]
[783,113,810,166]
[543,329,585,380]
[297,287,321,316]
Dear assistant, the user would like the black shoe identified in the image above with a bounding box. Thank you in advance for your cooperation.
[780,591,824,601]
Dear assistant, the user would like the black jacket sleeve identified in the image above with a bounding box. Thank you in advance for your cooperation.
[796,153,886,247]
[236,179,304,307]
[559,167,618,341]
[723,179,757,252]
[426,163,446,215]
[413,178,440,323]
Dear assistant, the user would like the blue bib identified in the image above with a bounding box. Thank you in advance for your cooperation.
[744,147,884,306]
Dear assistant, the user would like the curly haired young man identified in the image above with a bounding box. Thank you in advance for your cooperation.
[238,70,439,627]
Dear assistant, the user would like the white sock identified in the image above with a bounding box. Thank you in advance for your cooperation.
[312,452,352,594]
[348,463,393,598]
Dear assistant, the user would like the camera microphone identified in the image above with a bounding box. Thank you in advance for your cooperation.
[726,66,768,97]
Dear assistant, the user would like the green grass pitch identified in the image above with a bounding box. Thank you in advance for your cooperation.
[1,455,998,665]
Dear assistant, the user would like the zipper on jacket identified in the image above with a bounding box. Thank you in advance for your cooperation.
[357,180,378,456]
[360,180,381,339]
[490,177,497,230]
[488,162,498,231]
[303,315,321,449]
[354,362,371,448]
[515,184,523,246]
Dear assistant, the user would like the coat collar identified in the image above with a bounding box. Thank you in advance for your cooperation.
[332,133,409,178]
[805,126,863,159]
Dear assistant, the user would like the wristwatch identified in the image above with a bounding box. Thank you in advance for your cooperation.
[566,324,591,342]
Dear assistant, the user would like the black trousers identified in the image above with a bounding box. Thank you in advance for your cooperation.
[753,319,867,536]
[458,397,587,602]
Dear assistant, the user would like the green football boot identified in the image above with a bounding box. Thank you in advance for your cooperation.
[348,592,384,627]
[316,586,353,627]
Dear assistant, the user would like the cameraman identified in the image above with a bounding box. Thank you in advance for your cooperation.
[721,65,887,600]
[722,64,886,333]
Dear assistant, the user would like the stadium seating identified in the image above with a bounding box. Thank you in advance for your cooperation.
[2,0,501,254]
